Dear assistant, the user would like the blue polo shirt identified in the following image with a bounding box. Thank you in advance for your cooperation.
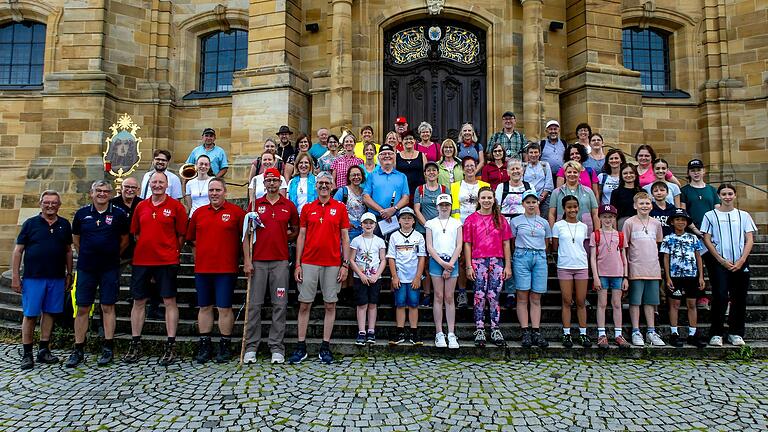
[16,215,72,279]
[309,142,327,162]
[185,144,229,175]
[72,203,130,271]
[363,166,410,216]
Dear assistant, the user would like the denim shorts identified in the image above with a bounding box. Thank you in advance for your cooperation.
[513,248,548,294]
[393,282,420,308]
[599,276,623,290]
[428,256,458,278]
[629,279,660,305]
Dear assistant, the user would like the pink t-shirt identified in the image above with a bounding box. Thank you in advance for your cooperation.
[590,229,625,277]
[622,216,663,280]
[463,212,512,258]
[417,142,440,162]
[556,167,598,189]
[637,166,673,187]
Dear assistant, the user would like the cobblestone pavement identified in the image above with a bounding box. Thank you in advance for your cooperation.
[1,344,767,431]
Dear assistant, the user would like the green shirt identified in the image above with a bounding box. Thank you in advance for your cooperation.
[680,184,719,228]
[549,184,599,222]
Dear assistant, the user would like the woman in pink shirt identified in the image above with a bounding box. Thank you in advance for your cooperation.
[555,143,599,198]
[416,121,440,162]
[634,144,680,187]
[464,186,512,348]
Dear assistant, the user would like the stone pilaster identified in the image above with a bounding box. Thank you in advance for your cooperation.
[521,0,545,141]
[329,0,353,132]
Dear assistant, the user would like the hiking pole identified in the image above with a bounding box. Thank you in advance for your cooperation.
[239,223,254,366]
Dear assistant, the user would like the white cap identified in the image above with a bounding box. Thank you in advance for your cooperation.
[436,193,452,205]
[545,120,560,129]
[360,212,377,223]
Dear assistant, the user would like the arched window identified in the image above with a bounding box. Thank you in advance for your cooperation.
[0,21,46,87]
[622,27,670,92]
[199,29,247,93]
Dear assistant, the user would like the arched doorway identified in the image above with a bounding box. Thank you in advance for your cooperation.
[384,19,487,143]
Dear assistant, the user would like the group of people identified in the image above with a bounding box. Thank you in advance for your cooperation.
[11,114,757,369]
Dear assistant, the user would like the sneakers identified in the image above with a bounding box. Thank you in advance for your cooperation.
[318,347,333,364]
[158,342,176,366]
[532,332,549,348]
[646,332,665,346]
[97,348,113,366]
[709,335,723,346]
[195,338,212,364]
[669,333,684,348]
[65,350,84,368]
[366,331,376,345]
[490,329,505,347]
[409,329,423,346]
[20,352,34,370]
[36,348,60,364]
[243,351,258,364]
[521,329,533,348]
[389,329,406,346]
[631,333,645,346]
[447,333,460,349]
[215,340,232,363]
[503,294,516,310]
[697,297,710,310]
[597,335,609,349]
[457,290,468,309]
[355,332,367,346]
[435,332,447,348]
[578,334,592,348]
[420,293,432,307]
[270,352,285,364]
[122,340,142,363]
[727,334,746,346]
[473,329,486,347]
[687,334,707,348]
[561,334,573,348]
[615,335,631,349]
[288,346,308,364]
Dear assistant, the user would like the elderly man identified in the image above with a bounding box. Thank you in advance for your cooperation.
[185,128,229,177]
[243,168,299,365]
[488,111,527,160]
[539,120,567,178]
[124,171,187,366]
[309,127,330,162]
[289,171,351,365]
[393,116,408,151]
[111,177,142,260]
[186,178,245,364]
[66,180,130,368]
[12,190,73,370]
[362,143,410,227]
[139,149,183,199]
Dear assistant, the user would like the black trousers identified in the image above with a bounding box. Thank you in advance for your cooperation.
[709,262,750,337]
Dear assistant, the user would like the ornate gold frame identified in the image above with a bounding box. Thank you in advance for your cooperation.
[103,113,142,188]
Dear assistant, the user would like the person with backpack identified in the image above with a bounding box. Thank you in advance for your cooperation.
[414,162,447,306]
[522,142,553,216]
[487,111,527,160]
[456,123,485,172]
[539,120,566,178]
[555,143,599,198]
[333,165,367,242]
[248,138,285,183]
[495,159,531,309]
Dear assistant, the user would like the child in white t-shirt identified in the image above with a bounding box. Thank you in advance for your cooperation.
[348,212,387,346]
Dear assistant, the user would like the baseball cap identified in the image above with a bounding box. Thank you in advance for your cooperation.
[545,120,560,129]
[398,206,415,216]
[598,204,618,216]
[502,111,515,118]
[264,168,281,179]
[379,144,395,153]
[436,193,452,205]
[424,161,439,171]
[670,208,692,223]
[202,128,216,135]
[521,189,539,201]
[360,212,377,223]
[395,116,408,124]
[687,159,704,170]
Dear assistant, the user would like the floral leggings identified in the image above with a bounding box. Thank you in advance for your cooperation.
[472,257,504,329]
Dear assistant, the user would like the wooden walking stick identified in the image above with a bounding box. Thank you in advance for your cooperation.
[239,221,255,365]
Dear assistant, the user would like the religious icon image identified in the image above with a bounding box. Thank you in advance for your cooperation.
[103,113,142,181]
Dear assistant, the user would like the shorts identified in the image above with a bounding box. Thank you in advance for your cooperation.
[130,265,179,300]
[298,264,341,303]
[556,268,589,281]
[599,276,623,290]
[195,273,237,308]
[21,278,65,317]
[354,278,381,306]
[75,267,120,306]
[668,277,704,300]
[428,256,458,278]
[628,279,660,305]
[513,248,548,294]
[394,282,420,308]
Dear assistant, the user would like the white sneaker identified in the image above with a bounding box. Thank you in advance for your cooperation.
[646,332,666,346]
[631,333,645,346]
[434,332,447,348]
[447,333,460,349]
[270,352,285,364]
[727,335,746,346]
[243,351,258,364]
[709,336,723,346]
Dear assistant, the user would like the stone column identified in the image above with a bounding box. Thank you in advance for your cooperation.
[521,0,545,141]
[329,0,353,132]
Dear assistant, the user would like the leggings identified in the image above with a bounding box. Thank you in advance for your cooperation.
[472,257,504,329]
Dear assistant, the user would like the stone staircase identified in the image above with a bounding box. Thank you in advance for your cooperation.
[1,236,767,358]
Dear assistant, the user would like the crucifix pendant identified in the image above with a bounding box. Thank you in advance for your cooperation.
[152,212,156,219]
[319,217,324,224]
[96,220,101,226]
[643,227,648,234]
[272,212,275,218]
[49,228,53,234]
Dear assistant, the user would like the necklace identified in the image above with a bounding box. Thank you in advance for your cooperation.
[638,217,650,234]
[194,178,207,197]
[600,230,617,254]
[438,217,450,233]
[565,221,578,243]
[524,214,538,235]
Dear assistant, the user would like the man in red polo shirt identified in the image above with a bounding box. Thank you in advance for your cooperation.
[186,177,245,364]
[242,168,299,365]
[288,171,351,365]
[124,171,187,366]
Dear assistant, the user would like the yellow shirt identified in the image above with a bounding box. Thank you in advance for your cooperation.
[354,141,380,164]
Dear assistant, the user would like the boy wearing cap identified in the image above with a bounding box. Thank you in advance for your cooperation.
[387,207,427,345]
[660,209,707,348]
[589,204,631,349]
[348,212,387,345]
[186,128,229,177]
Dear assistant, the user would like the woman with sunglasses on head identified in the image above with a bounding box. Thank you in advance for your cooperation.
[436,139,464,189]
[597,149,626,205]
[287,152,317,216]
[634,144,680,188]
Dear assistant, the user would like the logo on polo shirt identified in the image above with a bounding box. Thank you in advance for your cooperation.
[330,208,337,216]
[105,215,113,225]
[163,208,172,217]
[222,213,231,222]
[257,205,266,214]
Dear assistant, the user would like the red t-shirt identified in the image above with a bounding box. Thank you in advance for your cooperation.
[251,196,299,261]
[186,201,246,273]
[299,198,350,266]
[131,196,187,266]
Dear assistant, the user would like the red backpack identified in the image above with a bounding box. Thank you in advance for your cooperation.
[593,229,624,256]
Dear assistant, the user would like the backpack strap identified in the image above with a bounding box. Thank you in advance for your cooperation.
[618,231,624,249]
[418,184,424,200]
[342,186,348,204]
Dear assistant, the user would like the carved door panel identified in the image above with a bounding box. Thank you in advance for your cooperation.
[384,20,486,144]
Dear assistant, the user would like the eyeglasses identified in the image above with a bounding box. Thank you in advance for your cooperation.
[123,185,138,190]
[94,189,112,194]
[41,201,60,206]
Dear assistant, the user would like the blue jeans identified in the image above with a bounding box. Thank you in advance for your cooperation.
[513,248,548,294]
[393,282,419,308]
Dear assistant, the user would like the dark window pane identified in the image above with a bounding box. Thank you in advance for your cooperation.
[13,44,30,64]
[217,74,232,91]
[219,32,235,51]
[0,44,11,64]
[202,73,217,92]
[204,34,218,52]
[32,24,45,43]
[14,24,32,43]
[10,65,29,84]
[203,58,216,72]
[31,43,44,64]
[235,49,247,69]
[29,65,42,84]
[0,26,11,43]
[0,65,9,83]
[218,50,234,71]
[199,29,248,92]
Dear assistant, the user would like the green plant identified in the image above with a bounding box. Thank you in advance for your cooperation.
[726,345,754,361]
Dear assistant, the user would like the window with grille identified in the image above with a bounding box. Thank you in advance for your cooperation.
[199,29,248,93]
[622,27,671,92]
[0,21,46,87]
